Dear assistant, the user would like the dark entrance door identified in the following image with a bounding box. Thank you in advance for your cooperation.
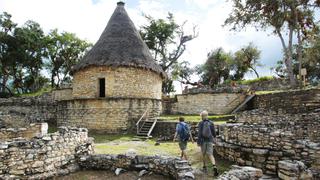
[99,78,105,97]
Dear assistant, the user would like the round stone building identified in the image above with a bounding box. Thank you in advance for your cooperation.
[57,2,165,133]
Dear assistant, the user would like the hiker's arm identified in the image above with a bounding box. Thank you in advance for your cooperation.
[190,133,194,143]
[197,122,202,146]
[173,132,177,142]
[211,123,216,138]
[189,126,194,143]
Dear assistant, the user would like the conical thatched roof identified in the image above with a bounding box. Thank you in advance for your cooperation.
[72,2,165,78]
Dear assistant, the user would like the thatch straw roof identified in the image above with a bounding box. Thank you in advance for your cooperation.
[72,2,165,78]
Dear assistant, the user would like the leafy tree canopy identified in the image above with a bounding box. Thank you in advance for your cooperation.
[140,13,197,94]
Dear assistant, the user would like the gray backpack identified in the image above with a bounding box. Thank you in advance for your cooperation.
[201,120,212,138]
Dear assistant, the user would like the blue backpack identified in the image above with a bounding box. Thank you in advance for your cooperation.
[178,122,190,142]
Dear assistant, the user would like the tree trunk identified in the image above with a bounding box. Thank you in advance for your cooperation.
[276,29,296,87]
[250,67,259,78]
[297,29,303,87]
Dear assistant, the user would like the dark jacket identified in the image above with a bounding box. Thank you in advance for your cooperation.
[197,119,216,145]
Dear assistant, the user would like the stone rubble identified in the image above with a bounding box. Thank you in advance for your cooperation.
[0,126,93,180]
[278,160,313,180]
[216,165,263,180]
[78,154,195,180]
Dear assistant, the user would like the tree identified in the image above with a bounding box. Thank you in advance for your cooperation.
[224,0,320,86]
[0,12,17,94]
[303,30,320,81]
[140,13,197,94]
[233,43,261,79]
[171,61,196,85]
[14,20,47,92]
[45,29,91,88]
[197,48,233,87]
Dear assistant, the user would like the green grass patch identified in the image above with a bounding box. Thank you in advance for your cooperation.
[48,125,58,133]
[90,133,136,144]
[255,90,285,95]
[95,140,184,156]
[17,86,52,97]
[159,114,233,123]
[238,76,274,85]
[93,134,233,174]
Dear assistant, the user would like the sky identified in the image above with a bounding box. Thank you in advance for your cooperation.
[0,0,288,91]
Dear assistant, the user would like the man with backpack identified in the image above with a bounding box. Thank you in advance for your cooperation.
[173,117,194,160]
[197,110,219,176]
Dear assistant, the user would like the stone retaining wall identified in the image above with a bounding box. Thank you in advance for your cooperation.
[221,113,320,147]
[0,127,93,179]
[78,154,194,180]
[0,93,57,127]
[251,89,320,113]
[148,120,223,140]
[215,138,320,175]
[52,88,73,101]
[57,98,162,133]
[162,93,246,115]
[215,109,320,176]
[0,123,48,141]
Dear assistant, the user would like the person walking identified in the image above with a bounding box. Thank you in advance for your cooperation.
[173,117,194,160]
[197,110,219,176]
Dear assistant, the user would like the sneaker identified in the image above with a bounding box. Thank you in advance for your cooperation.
[213,167,219,176]
[202,166,208,174]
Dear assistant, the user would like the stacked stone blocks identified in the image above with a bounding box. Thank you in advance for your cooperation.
[0,127,93,179]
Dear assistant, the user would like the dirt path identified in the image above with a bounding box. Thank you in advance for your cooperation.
[55,170,172,180]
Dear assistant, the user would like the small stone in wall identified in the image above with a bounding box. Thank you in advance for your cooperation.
[154,140,160,146]
[125,148,137,157]
[216,165,263,180]
[115,168,125,176]
[139,169,148,177]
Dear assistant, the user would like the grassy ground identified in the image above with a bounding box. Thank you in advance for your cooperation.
[159,114,234,123]
[92,134,233,174]
[17,86,52,97]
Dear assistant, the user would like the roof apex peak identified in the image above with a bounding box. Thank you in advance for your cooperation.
[117,1,125,6]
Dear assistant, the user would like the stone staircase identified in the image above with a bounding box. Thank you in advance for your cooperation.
[175,160,194,180]
[231,94,255,114]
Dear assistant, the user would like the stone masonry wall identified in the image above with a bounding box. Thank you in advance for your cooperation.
[0,123,48,141]
[252,89,320,113]
[215,109,320,176]
[78,154,194,180]
[0,127,93,179]
[72,66,163,100]
[0,93,57,127]
[52,88,73,101]
[57,98,162,133]
[162,93,246,115]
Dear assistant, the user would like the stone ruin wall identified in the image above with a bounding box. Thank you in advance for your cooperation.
[0,123,48,141]
[0,93,57,128]
[0,127,93,179]
[215,109,320,177]
[72,66,163,100]
[162,92,246,115]
[251,88,320,113]
[57,98,162,133]
[52,88,73,101]
[78,154,194,180]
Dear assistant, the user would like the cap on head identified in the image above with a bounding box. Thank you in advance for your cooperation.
[200,110,208,119]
